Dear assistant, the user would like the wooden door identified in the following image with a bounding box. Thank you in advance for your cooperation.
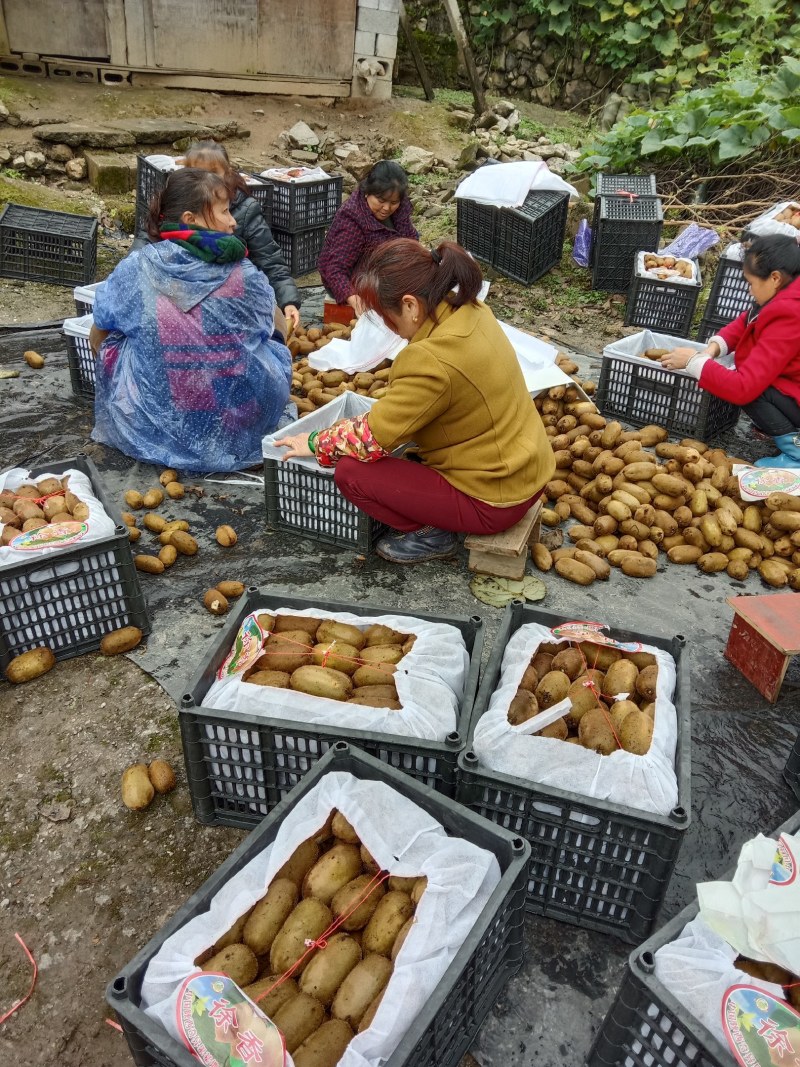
[149,0,259,73]
[2,0,109,58]
[257,0,357,79]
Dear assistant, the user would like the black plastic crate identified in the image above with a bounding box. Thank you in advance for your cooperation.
[135,157,274,233]
[0,203,97,286]
[272,224,327,276]
[625,273,701,335]
[591,175,658,264]
[107,743,529,1067]
[784,730,800,802]
[456,196,497,264]
[457,601,691,944]
[63,314,95,399]
[260,174,342,232]
[180,589,484,827]
[0,455,150,674]
[493,190,569,284]
[588,809,800,1067]
[695,315,732,345]
[596,348,740,441]
[703,250,751,326]
[592,196,664,293]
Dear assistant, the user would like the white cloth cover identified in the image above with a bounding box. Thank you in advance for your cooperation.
[140,771,501,1067]
[454,161,579,208]
[0,465,116,569]
[603,329,735,373]
[654,914,788,1049]
[203,606,468,741]
[471,623,679,817]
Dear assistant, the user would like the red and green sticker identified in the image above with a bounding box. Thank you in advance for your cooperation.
[176,973,285,1067]
[9,521,88,551]
[550,621,642,653]
[723,984,800,1067]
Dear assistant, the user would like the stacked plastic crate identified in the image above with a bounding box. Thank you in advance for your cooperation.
[257,172,343,277]
[591,179,663,293]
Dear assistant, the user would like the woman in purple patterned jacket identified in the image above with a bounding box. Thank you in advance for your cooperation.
[317,160,419,316]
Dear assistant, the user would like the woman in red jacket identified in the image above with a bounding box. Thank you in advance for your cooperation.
[662,235,800,467]
[317,160,419,317]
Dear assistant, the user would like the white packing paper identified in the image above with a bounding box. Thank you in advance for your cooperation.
[140,771,501,1067]
[259,166,331,183]
[746,201,800,241]
[635,251,700,286]
[454,160,579,208]
[654,914,789,1049]
[471,623,680,817]
[0,466,117,569]
[309,311,407,373]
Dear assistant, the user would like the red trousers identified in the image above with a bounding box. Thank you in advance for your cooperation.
[334,456,543,534]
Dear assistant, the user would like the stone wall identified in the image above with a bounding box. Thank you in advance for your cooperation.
[352,0,401,101]
[397,0,649,111]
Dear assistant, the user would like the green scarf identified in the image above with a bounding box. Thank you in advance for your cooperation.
[158,222,247,264]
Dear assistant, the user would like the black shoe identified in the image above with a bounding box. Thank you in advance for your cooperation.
[375,525,458,564]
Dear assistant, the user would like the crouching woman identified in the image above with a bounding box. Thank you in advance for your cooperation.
[275,239,555,563]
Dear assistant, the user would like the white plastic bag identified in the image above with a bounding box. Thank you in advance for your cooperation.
[454,160,578,208]
[746,201,800,241]
[471,623,680,817]
[0,465,117,569]
[309,311,407,373]
[140,771,501,1067]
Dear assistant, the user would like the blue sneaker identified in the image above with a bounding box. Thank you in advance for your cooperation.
[376,525,458,564]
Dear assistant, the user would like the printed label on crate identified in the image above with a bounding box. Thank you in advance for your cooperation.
[737,467,800,501]
[176,973,286,1067]
[722,984,800,1067]
[218,613,270,679]
[9,521,88,551]
[550,621,642,652]
[770,835,797,886]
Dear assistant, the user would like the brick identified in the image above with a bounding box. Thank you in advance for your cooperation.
[375,33,397,59]
[358,0,380,7]
[354,29,377,54]
[378,0,400,9]
[357,7,398,34]
[84,150,137,194]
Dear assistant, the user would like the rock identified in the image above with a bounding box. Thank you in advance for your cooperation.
[6,113,21,128]
[492,116,510,134]
[538,143,567,160]
[546,156,569,174]
[0,101,8,121]
[505,109,521,131]
[34,123,135,148]
[23,150,46,171]
[290,149,318,163]
[522,151,543,162]
[287,120,319,149]
[110,117,214,143]
[533,63,549,85]
[253,108,265,115]
[44,162,65,176]
[620,82,638,100]
[65,157,87,180]
[514,29,531,50]
[0,146,11,164]
[47,143,74,162]
[598,92,624,131]
[476,110,500,130]
[398,144,435,175]
[343,152,374,181]
[333,141,362,164]
[456,141,480,170]
[423,204,444,218]
[447,109,473,131]
[512,76,527,91]
[84,150,137,193]
[534,84,553,107]
[564,79,594,109]
[12,155,25,170]
[494,99,517,118]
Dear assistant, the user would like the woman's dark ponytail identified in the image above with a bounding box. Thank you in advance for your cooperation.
[429,240,483,309]
[744,234,800,282]
[146,168,228,240]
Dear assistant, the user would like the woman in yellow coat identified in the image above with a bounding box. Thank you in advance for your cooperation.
[276,239,555,563]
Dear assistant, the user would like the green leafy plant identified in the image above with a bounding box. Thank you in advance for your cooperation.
[579,56,800,170]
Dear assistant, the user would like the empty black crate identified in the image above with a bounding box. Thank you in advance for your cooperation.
[588,810,800,1067]
[625,273,701,335]
[591,175,657,263]
[456,601,691,944]
[696,314,732,344]
[0,455,150,674]
[261,174,342,232]
[493,190,570,284]
[107,743,528,1067]
[63,314,95,399]
[703,250,751,325]
[597,342,740,440]
[784,730,800,802]
[0,203,97,286]
[180,590,484,827]
[135,157,274,233]
[272,224,326,276]
[592,195,663,292]
[456,196,497,264]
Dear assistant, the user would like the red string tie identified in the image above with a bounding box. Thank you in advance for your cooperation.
[0,934,38,1024]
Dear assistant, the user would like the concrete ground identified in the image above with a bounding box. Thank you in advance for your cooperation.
[0,311,798,1067]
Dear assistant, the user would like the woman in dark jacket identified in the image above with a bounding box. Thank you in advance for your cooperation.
[183,141,301,331]
[318,160,419,316]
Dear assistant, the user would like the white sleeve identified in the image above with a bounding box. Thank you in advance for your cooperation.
[685,354,711,380]
[708,334,728,358]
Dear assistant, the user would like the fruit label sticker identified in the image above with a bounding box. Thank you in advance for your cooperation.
[722,984,800,1067]
[770,835,797,886]
[738,466,800,501]
[176,973,285,1067]
[218,614,268,679]
[550,621,642,653]
[9,521,88,551]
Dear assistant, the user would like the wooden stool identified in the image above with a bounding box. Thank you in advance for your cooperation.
[465,500,542,580]
[724,593,800,703]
